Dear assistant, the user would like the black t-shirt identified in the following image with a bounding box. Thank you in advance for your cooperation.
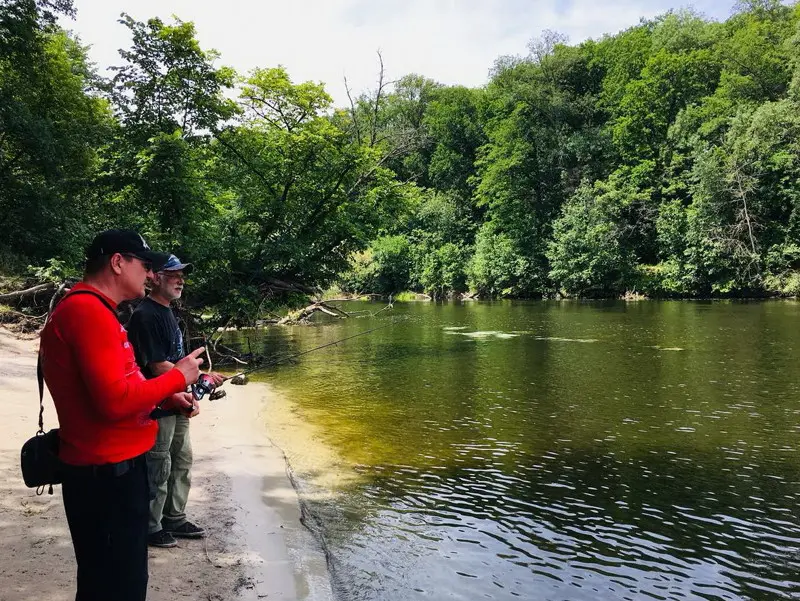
[126,297,185,379]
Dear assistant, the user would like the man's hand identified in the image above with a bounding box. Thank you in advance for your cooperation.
[161,391,200,418]
[207,372,225,387]
[174,347,205,385]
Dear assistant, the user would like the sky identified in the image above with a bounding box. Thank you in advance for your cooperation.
[60,0,745,106]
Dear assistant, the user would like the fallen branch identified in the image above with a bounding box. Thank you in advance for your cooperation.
[278,301,349,325]
[372,303,393,316]
[0,282,56,305]
[214,342,249,365]
[0,307,47,336]
[317,305,344,318]
[0,308,47,321]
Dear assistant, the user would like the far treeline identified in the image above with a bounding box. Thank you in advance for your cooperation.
[2,0,800,321]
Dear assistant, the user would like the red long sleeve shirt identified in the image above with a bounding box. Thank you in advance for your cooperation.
[40,283,187,465]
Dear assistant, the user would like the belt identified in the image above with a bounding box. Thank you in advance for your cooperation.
[62,453,145,478]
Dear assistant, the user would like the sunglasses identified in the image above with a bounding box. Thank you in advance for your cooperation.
[120,254,153,272]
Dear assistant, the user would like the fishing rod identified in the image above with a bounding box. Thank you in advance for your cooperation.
[191,317,406,400]
[151,317,404,419]
[229,319,400,380]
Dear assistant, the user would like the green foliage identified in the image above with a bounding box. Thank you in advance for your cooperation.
[27,257,78,283]
[467,222,532,298]
[240,67,331,130]
[424,86,487,207]
[548,182,637,297]
[0,9,112,265]
[656,94,800,296]
[406,192,473,297]
[472,37,612,296]
[5,2,800,314]
[340,235,412,295]
[110,14,237,138]
[392,291,420,302]
[340,189,473,298]
[612,46,720,162]
[764,243,800,295]
[413,242,469,299]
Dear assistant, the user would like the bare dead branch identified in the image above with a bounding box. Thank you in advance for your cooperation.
[345,76,362,146]
[370,50,386,148]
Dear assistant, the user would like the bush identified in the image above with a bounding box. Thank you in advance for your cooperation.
[413,241,469,299]
[467,222,532,297]
[339,235,412,294]
[547,184,636,297]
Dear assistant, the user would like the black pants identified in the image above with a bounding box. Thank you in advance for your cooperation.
[62,454,150,601]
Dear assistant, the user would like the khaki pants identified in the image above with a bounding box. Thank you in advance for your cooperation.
[146,414,192,534]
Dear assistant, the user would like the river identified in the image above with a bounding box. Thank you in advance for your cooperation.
[228,300,800,601]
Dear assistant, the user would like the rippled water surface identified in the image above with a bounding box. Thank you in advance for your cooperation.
[230,301,800,601]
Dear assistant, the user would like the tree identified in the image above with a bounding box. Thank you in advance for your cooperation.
[467,221,532,297]
[0,1,111,267]
[611,46,720,163]
[341,235,411,295]
[474,40,608,296]
[548,182,637,297]
[652,91,800,297]
[109,14,236,140]
[206,67,412,311]
[424,86,487,214]
[101,14,237,281]
[717,1,795,104]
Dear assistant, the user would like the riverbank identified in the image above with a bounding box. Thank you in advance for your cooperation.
[0,328,332,601]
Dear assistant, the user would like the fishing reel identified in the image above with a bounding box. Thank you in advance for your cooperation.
[150,374,226,420]
[191,373,216,400]
[191,373,226,401]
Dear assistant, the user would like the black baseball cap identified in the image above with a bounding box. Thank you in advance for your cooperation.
[85,229,170,270]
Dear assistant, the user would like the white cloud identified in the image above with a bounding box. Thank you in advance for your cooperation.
[61,0,740,106]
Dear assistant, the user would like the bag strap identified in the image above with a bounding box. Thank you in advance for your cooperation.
[37,355,45,434]
[38,289,118,433]
[63,289,116,315]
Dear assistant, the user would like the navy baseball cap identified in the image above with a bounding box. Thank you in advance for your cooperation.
[159,254,193,275]
[85,229,169,268]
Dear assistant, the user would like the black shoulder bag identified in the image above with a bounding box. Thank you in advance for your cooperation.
[20,358,62,495]
[20,290,117,495]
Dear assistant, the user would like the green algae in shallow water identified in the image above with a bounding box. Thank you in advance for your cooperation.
[455,330,519,339]
[534,336,599,343]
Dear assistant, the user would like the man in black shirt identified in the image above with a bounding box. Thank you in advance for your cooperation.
[127,254,224,548]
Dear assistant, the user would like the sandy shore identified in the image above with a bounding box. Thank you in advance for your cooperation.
[0,328,333,601]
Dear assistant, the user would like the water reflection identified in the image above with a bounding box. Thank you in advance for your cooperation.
[227,300,800,601]
[325,450,800,600]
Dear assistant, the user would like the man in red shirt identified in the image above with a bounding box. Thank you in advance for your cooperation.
[40,229,207,601]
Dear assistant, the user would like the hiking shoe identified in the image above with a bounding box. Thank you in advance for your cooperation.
[164,520,206,539]
[148,529,178,548]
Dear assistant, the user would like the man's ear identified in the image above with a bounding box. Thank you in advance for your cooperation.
[109,253,125,275]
